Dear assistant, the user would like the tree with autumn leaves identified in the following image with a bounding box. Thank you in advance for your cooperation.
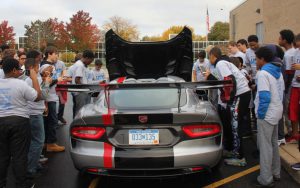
[66,11,101,52]
[24,11,101,52]
[103,16,139,41]
[0,21,15,47]
[141,26,206,42]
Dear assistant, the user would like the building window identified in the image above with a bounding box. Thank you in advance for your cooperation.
[256,22,264,43]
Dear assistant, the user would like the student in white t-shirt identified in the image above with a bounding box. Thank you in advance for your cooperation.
[245,35,260,132]
[228,41,246,66]
[40,46,65,153]
[245,35,260,78]
[277,29,296,144]
[254,46,284,187]
[206,47,251,167]
[73,50,95,114]
[192,50,210,82]
[90,59,109,83]
[279,29,296,90]
[24,58,52,177]
[237,39,248,54]
[0,58,41,188]
[287,34,300,143]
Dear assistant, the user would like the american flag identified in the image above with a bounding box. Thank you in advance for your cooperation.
[206,7,210,32]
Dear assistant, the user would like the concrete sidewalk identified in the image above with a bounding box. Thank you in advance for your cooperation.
[279,143,300,184]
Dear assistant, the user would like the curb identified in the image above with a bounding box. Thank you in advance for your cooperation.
[279,146,300,184]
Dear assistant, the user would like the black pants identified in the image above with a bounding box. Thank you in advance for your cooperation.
[71,93,76,119]
[218,104,233,151]
[0,116,31,188]
[44,102,58,144]
[236,91,252,158]
[57,96,65,121]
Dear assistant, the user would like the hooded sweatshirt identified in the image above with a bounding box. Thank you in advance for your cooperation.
[254,63,284,125]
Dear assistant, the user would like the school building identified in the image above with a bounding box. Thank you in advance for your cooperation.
[230,0,300,44]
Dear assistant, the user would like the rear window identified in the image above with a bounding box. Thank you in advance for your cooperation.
[108,88,187,109]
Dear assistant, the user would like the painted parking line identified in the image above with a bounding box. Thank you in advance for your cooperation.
[89,177,100,188]
[203,165,260,188]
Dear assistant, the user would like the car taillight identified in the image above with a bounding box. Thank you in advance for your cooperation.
[182,124,221,138]
[71,127,105,140]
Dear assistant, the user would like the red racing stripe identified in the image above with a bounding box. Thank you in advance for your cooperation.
[102,113,112,125]
[117,77,126,83]
[103,143,113,168]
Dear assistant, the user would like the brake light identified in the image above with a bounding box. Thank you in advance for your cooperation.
[182,124,221,138]
[191,167,203,171]
[71,127,105,140]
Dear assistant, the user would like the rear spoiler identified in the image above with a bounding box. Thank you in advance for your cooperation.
[56,80,232,92]
[57,80,233,113]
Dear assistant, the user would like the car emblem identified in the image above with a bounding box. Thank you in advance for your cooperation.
[138,115,148,123]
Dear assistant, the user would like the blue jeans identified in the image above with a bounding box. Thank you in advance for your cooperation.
[44,102,58,143]
[28,115,45,174]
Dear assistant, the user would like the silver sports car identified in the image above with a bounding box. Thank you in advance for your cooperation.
[58,27,229,177]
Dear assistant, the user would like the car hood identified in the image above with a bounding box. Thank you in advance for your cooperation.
[105,26,193,81]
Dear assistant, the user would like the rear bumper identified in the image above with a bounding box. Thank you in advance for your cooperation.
[70,135,222,177]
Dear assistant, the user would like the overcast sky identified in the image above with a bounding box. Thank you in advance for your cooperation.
[1,0,244,38]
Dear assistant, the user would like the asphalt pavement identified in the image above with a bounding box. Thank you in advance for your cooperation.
[6,94,300,188]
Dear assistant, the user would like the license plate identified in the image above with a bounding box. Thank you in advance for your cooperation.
[129,129,159,145]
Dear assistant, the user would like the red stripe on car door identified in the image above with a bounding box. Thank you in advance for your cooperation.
[103,143,113,168]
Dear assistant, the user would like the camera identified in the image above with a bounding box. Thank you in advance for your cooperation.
[25,69,30,76]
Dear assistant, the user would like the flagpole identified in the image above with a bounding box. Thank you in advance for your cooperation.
[206,5,209,48]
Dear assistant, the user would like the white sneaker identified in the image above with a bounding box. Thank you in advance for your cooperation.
[278,138,286,146]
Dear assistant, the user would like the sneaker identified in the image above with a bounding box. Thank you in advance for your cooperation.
[46,143,65,152]
[291,163,300,171]
[252,179,274,187]
[277,138,286,146]
[39,155,48,164]
[224,157,247,167]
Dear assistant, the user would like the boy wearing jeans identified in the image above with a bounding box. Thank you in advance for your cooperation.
[25,58,52,177]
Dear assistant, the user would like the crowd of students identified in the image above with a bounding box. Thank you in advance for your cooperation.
[0,46,108,188]
[1,29,300,187]
[192,30,300,187]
